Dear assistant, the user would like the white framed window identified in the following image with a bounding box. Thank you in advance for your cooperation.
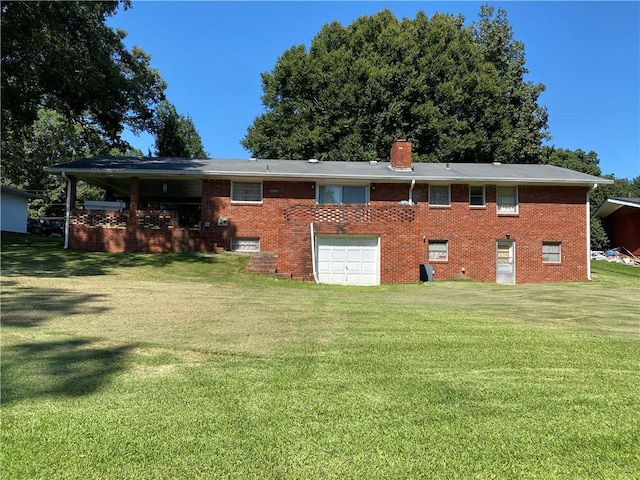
[231,182,262,203]
[317,184,368,205]
[542,242,561,263]
[497,186,518,214]
[469,185,485,207]
[428,240,448,261]
[231,237,260,252]
[429,185,450,206]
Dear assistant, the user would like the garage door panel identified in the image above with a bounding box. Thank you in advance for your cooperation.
[360,274,377,284]
[361,249,377,261]
[346,261,361,272]
[346,249,362,261]
[316,235,380,286]
[317,250,332,261]
[361,262,376,273]
[332,249,347,261]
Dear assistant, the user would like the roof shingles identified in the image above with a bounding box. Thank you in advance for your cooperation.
[45,156,612,186]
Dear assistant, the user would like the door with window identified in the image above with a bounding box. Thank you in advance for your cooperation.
[496,241,515,284]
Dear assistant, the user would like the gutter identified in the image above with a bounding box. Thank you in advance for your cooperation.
[44,167,614,188]
[408,179,416,205]
[310,223,319,283]
[586,183,598,280]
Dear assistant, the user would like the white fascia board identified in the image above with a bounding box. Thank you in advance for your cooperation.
[594,198,640,218]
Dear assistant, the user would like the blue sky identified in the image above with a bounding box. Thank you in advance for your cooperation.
[109,1,639,179]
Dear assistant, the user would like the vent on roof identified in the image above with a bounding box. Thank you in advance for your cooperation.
[308,158,319,164]
[493,161,501,166]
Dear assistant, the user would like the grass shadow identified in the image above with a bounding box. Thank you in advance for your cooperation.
[1,236,221,278]
[1,240,137,405]
[1,284,110,328]
[1,337,133,405]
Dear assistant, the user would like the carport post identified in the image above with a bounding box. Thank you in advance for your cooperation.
[62,173,76,249]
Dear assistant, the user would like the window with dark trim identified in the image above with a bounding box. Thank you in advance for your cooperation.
[429,185,450,206]
[317,185,368,204]
[469,185,485,207]
[231,182,263,203]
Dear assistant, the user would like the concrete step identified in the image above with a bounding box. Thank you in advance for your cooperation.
[245,252,278,274]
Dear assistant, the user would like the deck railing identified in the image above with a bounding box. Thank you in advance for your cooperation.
[71,209,181,229]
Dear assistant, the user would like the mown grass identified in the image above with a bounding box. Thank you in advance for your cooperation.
[1,237,639,479]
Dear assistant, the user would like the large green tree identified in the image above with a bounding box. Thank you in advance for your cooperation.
[542,147,603,176]
[153,101,208,158]
[1,0,166,186]
[471,5,549,163]
[7,107,143,217]
[242,7,548,163]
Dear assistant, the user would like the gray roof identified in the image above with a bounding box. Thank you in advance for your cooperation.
[45,155,612,187]
[1,185,41,199]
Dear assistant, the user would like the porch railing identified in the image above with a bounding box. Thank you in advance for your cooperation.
[70,210,129,228]
[71,210,180,229]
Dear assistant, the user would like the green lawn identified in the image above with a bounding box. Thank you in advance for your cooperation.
[2,236,639,479]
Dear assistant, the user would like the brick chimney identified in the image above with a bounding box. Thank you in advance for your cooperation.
[390,140,412,171]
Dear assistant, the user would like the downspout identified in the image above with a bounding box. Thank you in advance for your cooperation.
[586,183,598,280]
[408,179,416,205]
[310,222,319,283]
[61,172,71,250]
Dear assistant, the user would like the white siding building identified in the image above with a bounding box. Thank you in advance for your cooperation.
[1,185,39,234]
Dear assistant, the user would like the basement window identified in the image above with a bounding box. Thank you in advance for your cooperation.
[231,238,260,252]
[542,242,561,263]
[428,240,448,261]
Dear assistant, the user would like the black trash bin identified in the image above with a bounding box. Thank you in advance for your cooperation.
[420,264,434,282]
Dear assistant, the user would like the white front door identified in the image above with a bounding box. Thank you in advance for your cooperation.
[316,235,380,285]
[496,241,515,284]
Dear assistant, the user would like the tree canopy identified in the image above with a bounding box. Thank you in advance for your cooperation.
[154,101,208,158]
[242,6,549,163]
[1,0,166,141]
[1,0,167,199]
[542,147,603,177]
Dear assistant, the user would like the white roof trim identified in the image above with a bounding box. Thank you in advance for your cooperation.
[594,198,640,218]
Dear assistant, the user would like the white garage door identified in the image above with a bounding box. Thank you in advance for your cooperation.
[316,235,380,285]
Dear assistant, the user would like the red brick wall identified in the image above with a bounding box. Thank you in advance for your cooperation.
[68,225,217,253]
[69,178,591,284]
[203,180,590,284]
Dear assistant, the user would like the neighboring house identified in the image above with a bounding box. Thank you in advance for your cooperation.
[45,141,612,285]
[1,185,40,234]
[594,197,640,255]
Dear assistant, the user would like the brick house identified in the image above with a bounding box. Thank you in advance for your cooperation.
[46,141,611,285]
